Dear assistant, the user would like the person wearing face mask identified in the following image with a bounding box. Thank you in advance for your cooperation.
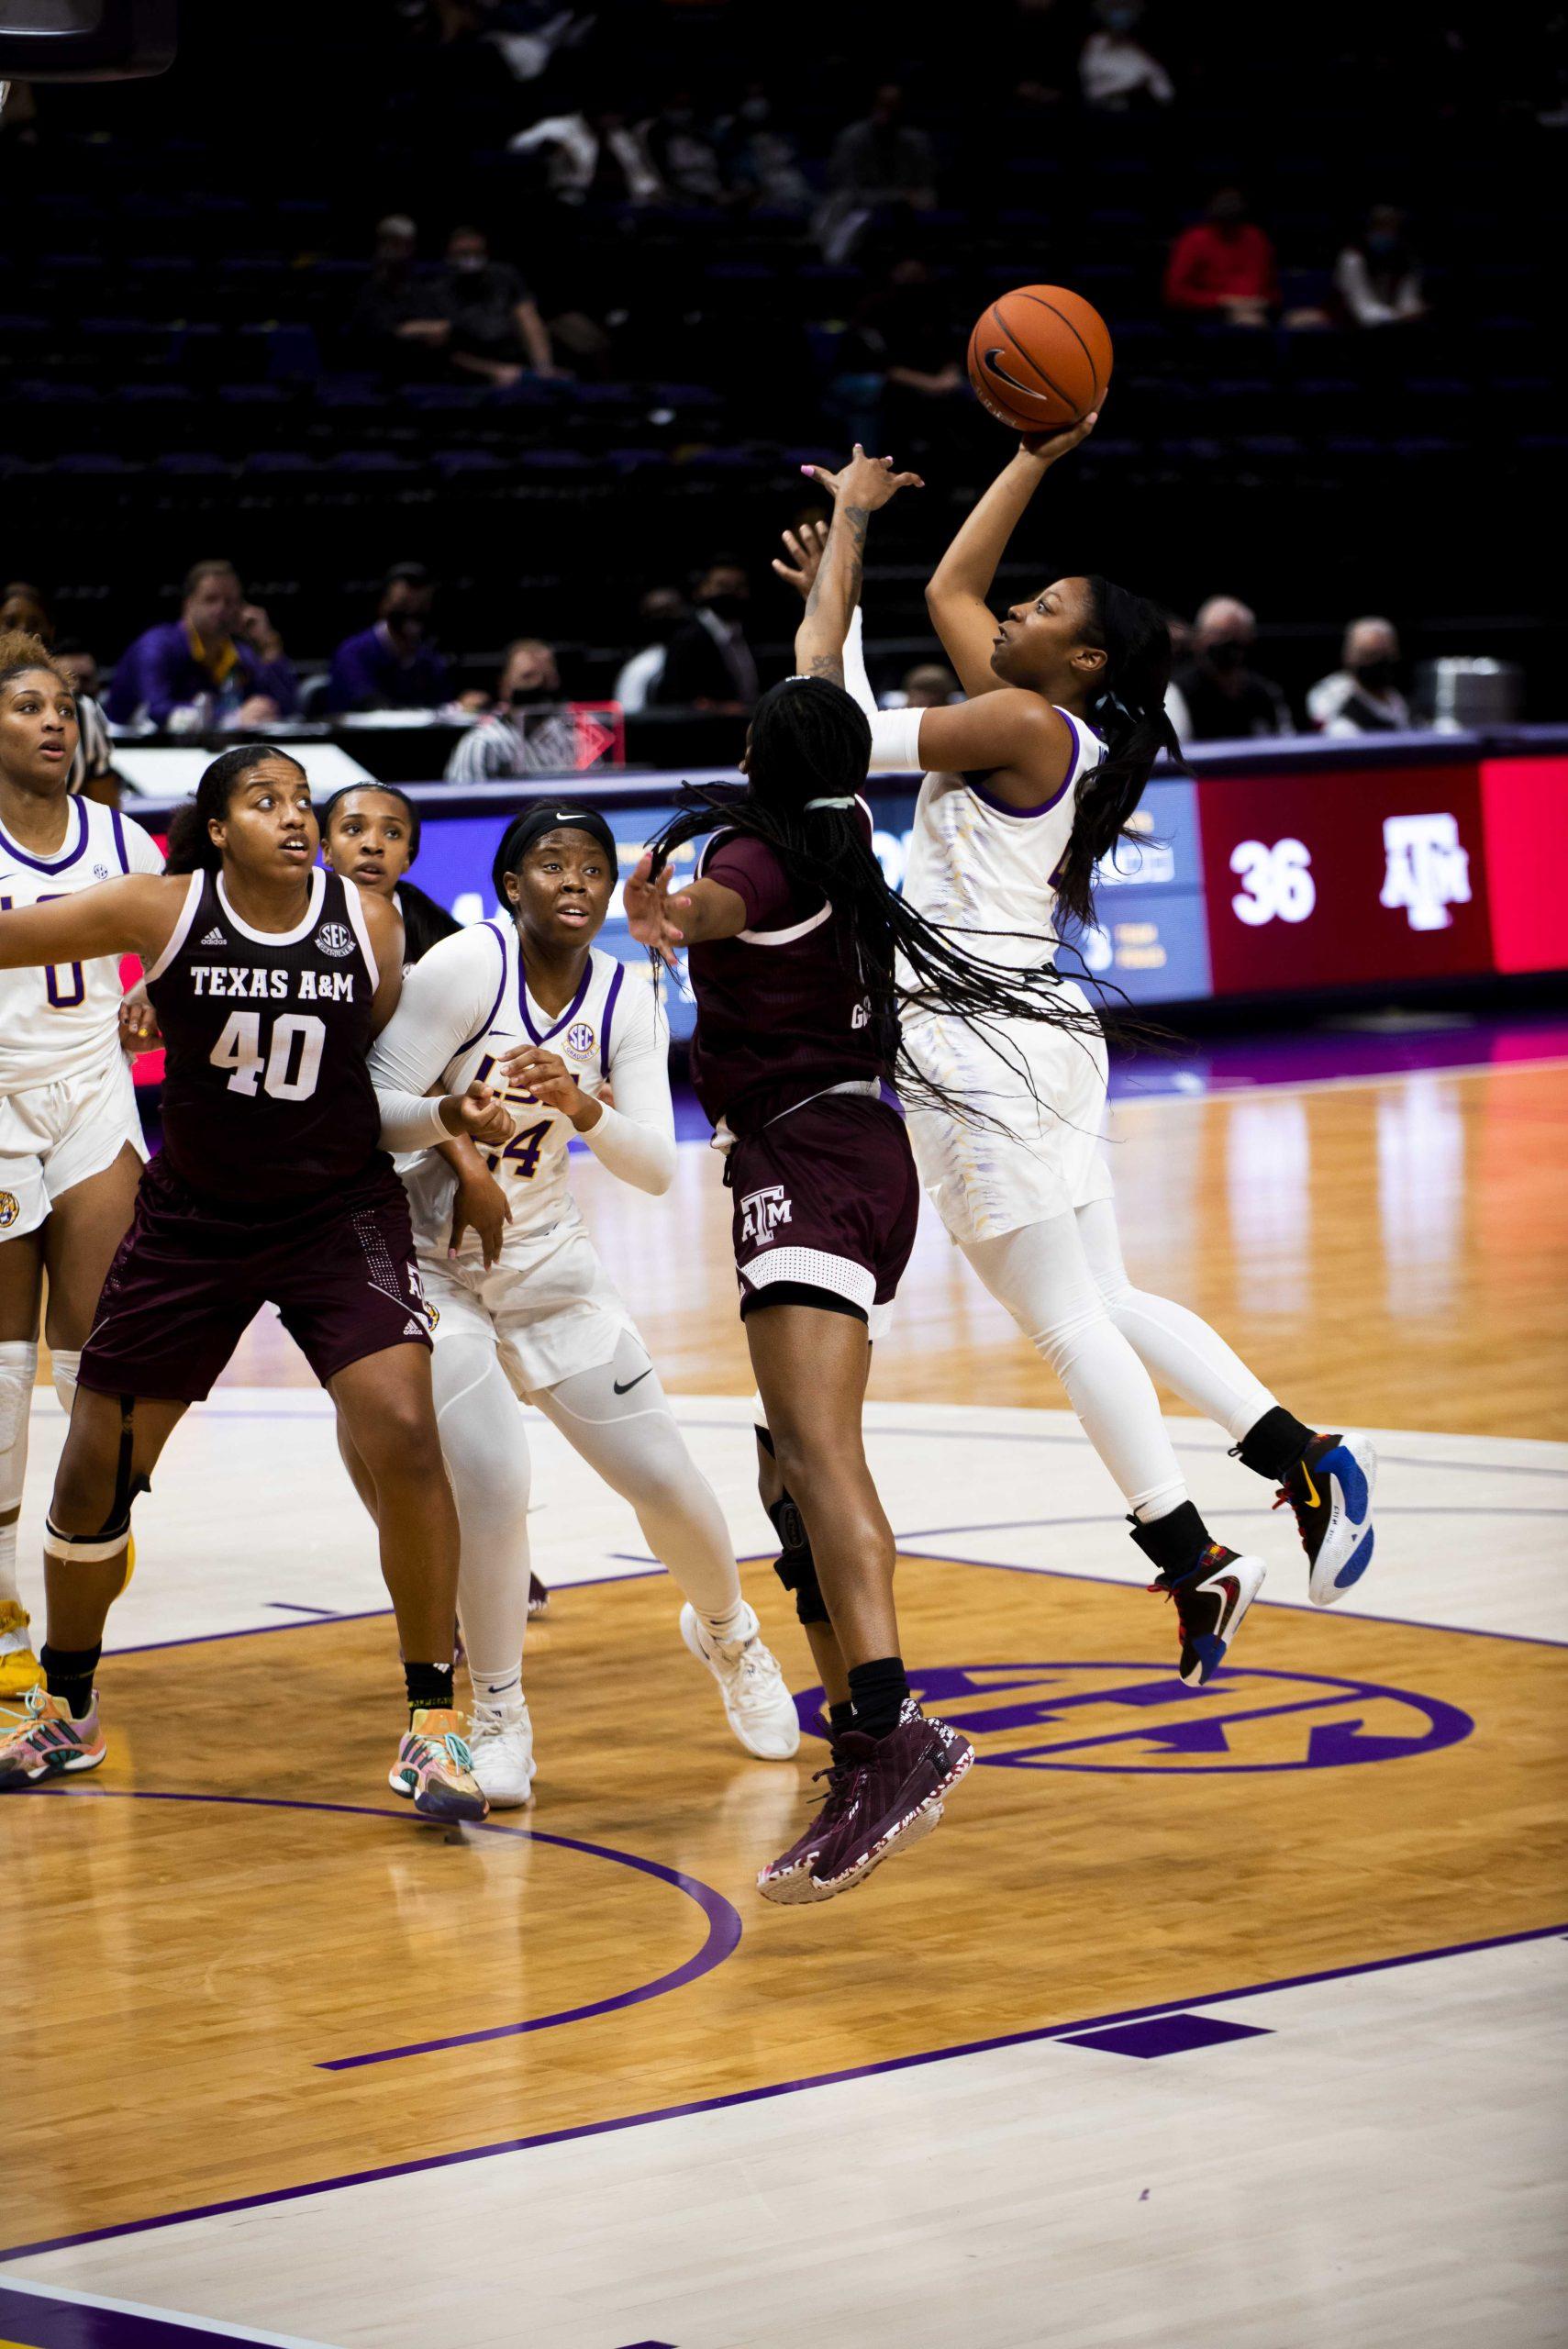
[613,588,690,713]
[444,640,580,780]
[1079,0,1175,112]
[433,224,559,386]
[1334,206,1428,329]
[327,565,452,715]
[1171,596,1292,740]
[641,92,724,206]
[1307,618,1415,735]
[653,562,760,712]
[1163,188,1278,328]
[719,84,813,212]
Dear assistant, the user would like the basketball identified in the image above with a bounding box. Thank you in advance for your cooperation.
[966,284,1114,435]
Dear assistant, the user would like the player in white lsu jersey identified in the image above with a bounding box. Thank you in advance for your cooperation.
[0,634,162,1696]
[369,801,798,1803]
[778,430,1376,1689]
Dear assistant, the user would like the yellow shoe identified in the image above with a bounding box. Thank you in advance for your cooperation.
[116,1534,136,1599]
[389,1708,488,1822]
[0,1600,44,1701]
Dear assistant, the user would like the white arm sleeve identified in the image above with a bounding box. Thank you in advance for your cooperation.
[840,606,878,723]
[370,925,504,1152]
[582,973,677,1196]
[868,705,926,774]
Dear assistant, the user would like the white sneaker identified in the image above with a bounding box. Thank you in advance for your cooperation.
[680,1602,800,1761]
[465,1696,537,1808]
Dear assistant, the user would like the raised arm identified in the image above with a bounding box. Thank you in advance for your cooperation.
[925,415,1097,696]
[794,444,922,686]
[0,873,183,971]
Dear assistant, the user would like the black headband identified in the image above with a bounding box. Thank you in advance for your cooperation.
[491,801,618,900]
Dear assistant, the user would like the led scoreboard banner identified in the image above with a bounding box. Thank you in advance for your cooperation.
[119,733,1568,1077]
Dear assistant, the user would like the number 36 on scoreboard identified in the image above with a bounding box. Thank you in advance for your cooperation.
[1229,837,1317,927]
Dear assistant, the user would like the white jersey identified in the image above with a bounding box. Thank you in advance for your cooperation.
[0,796,163,1096]
[900,707,1104,968]
[370,923,673,1262]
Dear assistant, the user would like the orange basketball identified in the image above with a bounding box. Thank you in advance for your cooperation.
[966,284,1113,435]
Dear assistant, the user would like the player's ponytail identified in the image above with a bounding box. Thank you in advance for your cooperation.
[1053,577,1183,930]
[646,674,1102,1127]
[163,742,308,874]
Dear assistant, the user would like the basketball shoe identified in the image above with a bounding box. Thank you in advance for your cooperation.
[680,1602,800,1760]
[757,1699,974,1904]
[466,1695,537,1808]
[1147,1546,1266,1687]
[1274,1432,1377,1605]
[0,1600,44,1699]
[388,1709,488,1822]
[0,1684,106,1786]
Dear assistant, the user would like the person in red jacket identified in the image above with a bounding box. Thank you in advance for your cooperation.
[1163,187,1278,328]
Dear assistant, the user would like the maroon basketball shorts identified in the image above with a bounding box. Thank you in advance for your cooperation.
[728,1089,919,1339]
[80,1151,432,1404]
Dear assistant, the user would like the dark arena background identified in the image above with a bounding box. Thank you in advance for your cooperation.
[1,6,1564,2348]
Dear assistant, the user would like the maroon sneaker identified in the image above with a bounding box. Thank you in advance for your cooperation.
[757,1699,974,1905]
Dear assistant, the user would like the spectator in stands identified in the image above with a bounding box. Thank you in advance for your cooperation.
[348,215,453,366]
[1079,0,1175,112]
[1334,206,1428,329]
[1172,596,1292,740]
[1010,0,1080,113]
[0,583,118,799]
[1164,188,1278,328]
[718,85,814,212]
[653,561,760,710]
[444,639,580,780]
[614,588,690,712]
[508,105,667,207]
[106,562,295,732]
[327,564,452,715]
[434,224,559,384]
[817,83,937,264]
[642,93,725,205]
[1307,618,1415,734]
[855,256,964,409]
[881,662,960,710]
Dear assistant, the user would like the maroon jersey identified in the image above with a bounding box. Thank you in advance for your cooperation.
[145,864,385,1202]
[686,806,885,1130]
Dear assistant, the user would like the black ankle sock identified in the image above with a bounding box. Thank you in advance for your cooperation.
[405,1660,454,1720]
[1128,1502,1213,1581]
[1235,1407,1316,1482]
[847,1655,909,1741]
[40,1642,101,1721]
[828,1698,856,1739]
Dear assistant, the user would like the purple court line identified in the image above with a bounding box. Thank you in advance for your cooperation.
[263,1604,341,1619]
[4,1915,1562,2267]
[895,1503,1566,1542]
[13,1789,741,2076]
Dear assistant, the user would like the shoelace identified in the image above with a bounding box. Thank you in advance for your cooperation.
[1273,1484,1309,1537]
[414,1728,475,1773]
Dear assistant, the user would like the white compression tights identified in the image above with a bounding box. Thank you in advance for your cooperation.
[0,1339,38,1606]
[434,1326,742,1703]
[961,1197,1280,1521]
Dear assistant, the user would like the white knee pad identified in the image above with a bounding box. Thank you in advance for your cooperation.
[0,1340,39,1468]
[50,1348,81,1420]
[44,1514,133,1565]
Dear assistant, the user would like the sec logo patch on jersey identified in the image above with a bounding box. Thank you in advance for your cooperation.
[0,1191,19,1230]
[565,1021,595,1058]
[315,924,355,960]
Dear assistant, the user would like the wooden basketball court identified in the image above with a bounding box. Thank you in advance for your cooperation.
[3,1057,1565,2349]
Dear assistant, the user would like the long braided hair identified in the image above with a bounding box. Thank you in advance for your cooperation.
[647,674,1103,1123]
[1053,575,1184,930]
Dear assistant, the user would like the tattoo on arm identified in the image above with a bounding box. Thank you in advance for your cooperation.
[798,505,871,685]
[805,651,845,684]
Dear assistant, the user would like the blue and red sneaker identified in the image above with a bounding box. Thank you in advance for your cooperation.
[1275,1431,1377,1606]
[1149,1546,1266,1687]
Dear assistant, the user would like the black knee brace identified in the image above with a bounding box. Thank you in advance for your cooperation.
[768,1492,829,1627]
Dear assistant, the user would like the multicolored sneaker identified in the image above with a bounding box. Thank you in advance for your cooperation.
[1275,1431,1377,1606]
[757,1699,973,1904]
[466,1695,536,1809]
[0,1684,106,1787]
[0,1600,44,1700]
[680,1601,800,1761]
[528,1572,550,1620]
[388,1708,488,1822]
[1150,1546,1266,1687]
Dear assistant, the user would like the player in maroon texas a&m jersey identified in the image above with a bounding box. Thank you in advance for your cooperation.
[624,446,1099,1907]
[0,744,512,1820]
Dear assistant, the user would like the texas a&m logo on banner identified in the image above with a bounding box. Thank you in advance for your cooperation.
[1195,765,1495,995]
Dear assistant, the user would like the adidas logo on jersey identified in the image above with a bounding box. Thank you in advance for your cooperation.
[403,1318,427,1338]
[199,927,227,947]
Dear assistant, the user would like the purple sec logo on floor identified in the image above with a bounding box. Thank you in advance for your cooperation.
[794,1662,1473,1773]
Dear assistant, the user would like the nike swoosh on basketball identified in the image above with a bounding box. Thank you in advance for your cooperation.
[613,1367,652,1395]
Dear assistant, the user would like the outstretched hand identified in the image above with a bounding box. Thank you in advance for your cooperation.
[623,849,691,970]
[1018,409,1099,467]
[800,444,924,510]
[772,518,829,602]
